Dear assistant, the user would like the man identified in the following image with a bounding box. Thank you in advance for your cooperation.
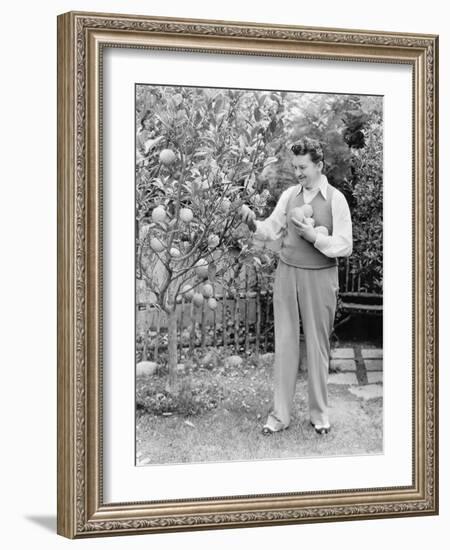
[242,137,353,435]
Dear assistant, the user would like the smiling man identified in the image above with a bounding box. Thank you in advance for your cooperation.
[241,137,353,436]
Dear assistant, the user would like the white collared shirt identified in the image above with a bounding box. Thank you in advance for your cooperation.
[254,174,353,258]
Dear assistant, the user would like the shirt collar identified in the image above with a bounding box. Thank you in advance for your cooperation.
[296,174,328,199]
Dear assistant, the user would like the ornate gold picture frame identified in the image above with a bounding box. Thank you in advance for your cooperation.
[57,10,438,538]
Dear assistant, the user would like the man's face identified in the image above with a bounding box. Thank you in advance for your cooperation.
[291,153,323,189]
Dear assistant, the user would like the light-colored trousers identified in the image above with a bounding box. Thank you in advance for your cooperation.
[265,260,339,430]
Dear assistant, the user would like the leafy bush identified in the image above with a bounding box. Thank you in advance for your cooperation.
[348,113,383,293]
[136,370,228,417]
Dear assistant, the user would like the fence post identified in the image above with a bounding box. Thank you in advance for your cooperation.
[179,297,185,361]
[357,259,362,292]
[189,300,195,356]
[234,282,240,354]
[154,312,162,363]
[142,306,149,362]
[244,265,249,355]
[264,291,270,352]
[350,260,355,292]
[255,273,261,360]
[212,293,217,348]
[222,290,227,348]
[201,298,206,351]
[345,257,350,293]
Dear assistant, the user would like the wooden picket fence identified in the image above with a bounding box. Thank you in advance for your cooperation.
[136,257,382,362]
[137,287,275,362]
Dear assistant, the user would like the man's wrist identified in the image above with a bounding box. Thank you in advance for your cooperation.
[313,231,328,250]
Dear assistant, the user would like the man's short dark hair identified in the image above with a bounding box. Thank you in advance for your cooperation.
[290,137,324,164]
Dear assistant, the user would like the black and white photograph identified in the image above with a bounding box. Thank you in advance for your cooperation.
[135,84,383,465]
[1,0,443,544]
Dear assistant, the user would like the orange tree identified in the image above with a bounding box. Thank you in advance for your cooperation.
[136,86,286,393]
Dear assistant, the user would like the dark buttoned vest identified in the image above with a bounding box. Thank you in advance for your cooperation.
[280,184,338,269]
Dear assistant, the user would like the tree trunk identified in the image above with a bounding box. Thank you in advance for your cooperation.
[165,308,180,394]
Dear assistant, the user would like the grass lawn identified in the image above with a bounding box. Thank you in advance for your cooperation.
[136,351,383,465]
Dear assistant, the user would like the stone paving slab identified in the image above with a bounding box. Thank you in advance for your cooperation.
[367,371,383,384]
[328,373,359,385]
[361,348,383,359]
[348,384,383,400]
[331,348,355,359]
[365,359,383,371]
[330,359,357,372]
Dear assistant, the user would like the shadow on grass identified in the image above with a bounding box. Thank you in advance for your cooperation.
[136,353,383,465]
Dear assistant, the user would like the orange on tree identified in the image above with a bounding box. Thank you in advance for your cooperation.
[152,205,167,223]
[150,237,165,252]
[195,258,209,278]
[179,207,194,223]
[207,234,220,249]
[193,293,204,307]
[159,148,177,166]
[202,283,214,298]
[207,297,218,310]
[181,284,195,300]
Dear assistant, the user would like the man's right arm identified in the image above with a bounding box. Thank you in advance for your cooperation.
[250,187,292,242]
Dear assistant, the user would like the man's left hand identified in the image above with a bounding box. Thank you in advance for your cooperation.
[292,219,317,243]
